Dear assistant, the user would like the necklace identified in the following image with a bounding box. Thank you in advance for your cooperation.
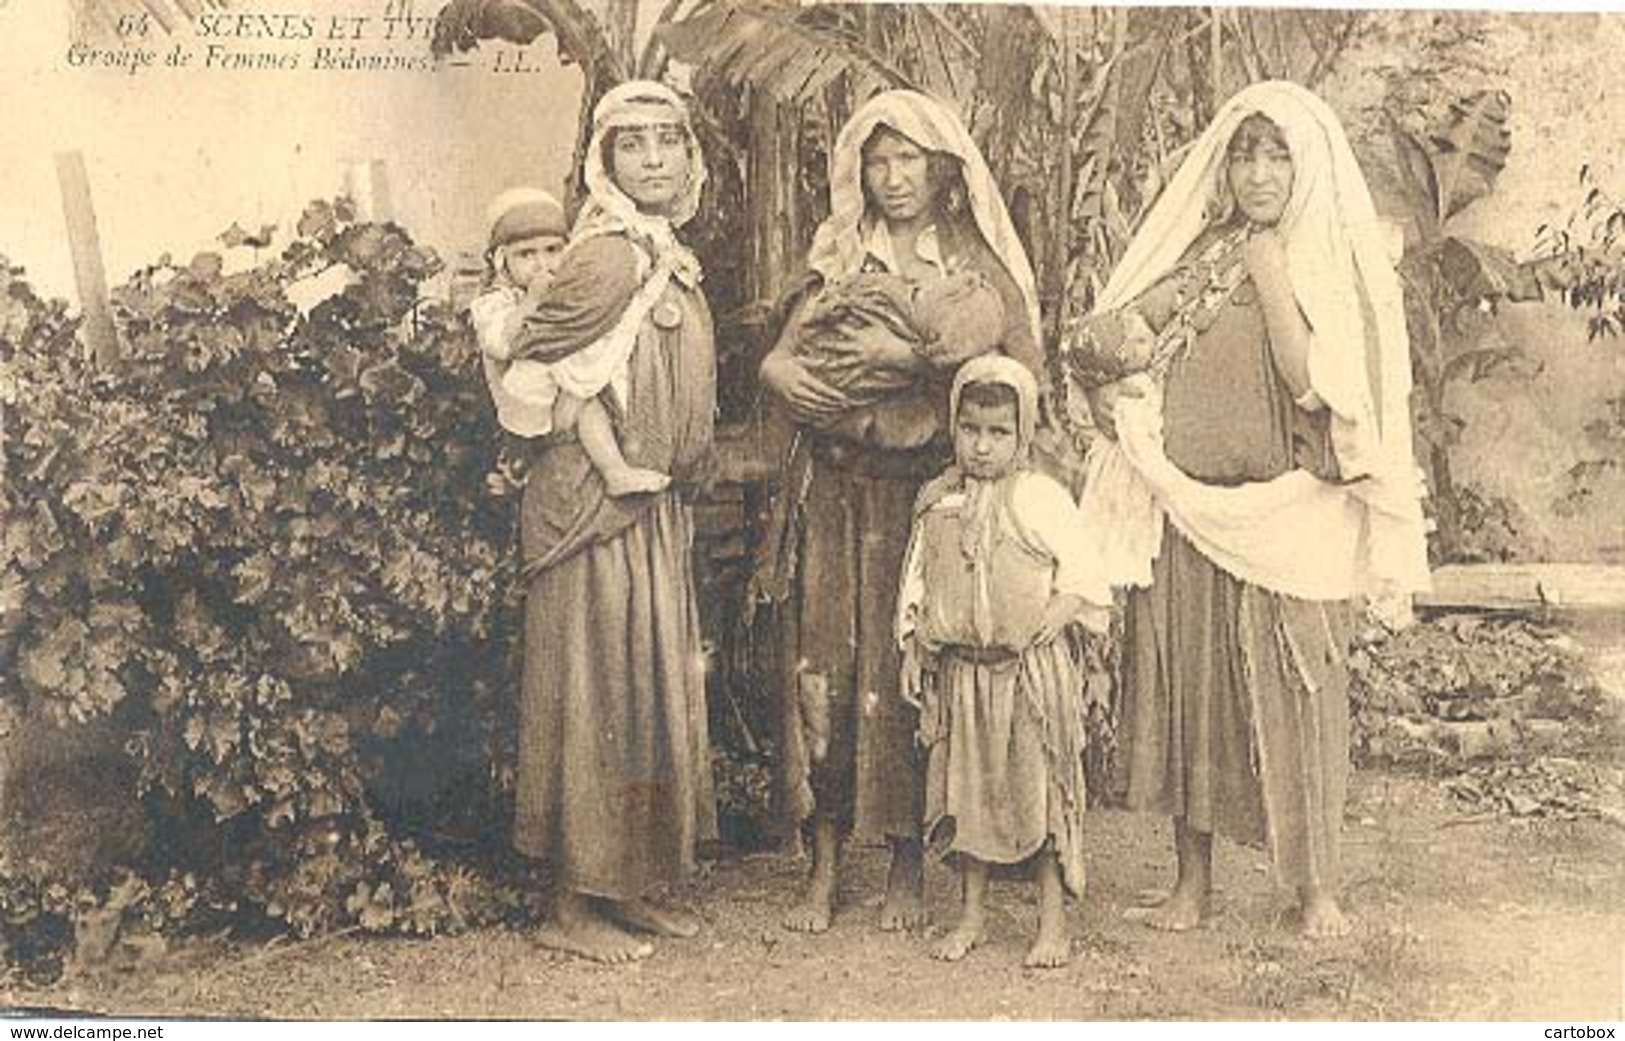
[1147,227,1250,378]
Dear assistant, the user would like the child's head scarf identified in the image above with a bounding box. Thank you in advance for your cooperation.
[931,354,1043,591]
[485,187,567,288]
[806,89,1041,354]
[950,352,1040,475]
[486,187,568,251]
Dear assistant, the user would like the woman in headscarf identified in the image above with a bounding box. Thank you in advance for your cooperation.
[503,80,716,963]
[1060,80,1429,936]
[756,89,1043,934]
[898,354,1110,967]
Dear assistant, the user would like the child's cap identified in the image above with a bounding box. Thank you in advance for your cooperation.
[486,187,567,250]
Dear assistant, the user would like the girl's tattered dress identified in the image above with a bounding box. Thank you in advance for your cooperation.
[1116,269,1351,893]
[508,234,717,902]
[904,469,1094,894]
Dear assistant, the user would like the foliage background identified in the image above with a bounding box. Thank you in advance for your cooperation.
[0,204,541,963]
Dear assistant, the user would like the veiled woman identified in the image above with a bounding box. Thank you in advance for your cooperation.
[757,89,1043,933]
[504,81,716,963]
[1062,80,1429,935]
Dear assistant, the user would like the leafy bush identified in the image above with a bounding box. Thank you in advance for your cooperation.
[0,201,530,951]
[1450,483,1549,563]
[1348,614,1613,768]
[1530,174,1625,528]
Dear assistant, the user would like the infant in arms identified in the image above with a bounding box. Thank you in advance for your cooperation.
[792,268,1008,403]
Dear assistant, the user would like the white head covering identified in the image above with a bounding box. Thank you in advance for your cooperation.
[806,90,1041,353]
[571,80,707,274]
[951,353,1040,471]
[1077,80,1429,611]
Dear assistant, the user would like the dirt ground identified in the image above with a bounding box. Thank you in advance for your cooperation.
[10,767,1620,1022]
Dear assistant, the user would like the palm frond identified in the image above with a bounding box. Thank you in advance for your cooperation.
[73,0,229,37]
[431,0,550,54]
[656,3,907,107]
[1430,89,1513,220]
[430,0,625,86]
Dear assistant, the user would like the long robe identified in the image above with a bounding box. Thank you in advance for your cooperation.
[763,216,1041,845]
[1115,276,1353,893]
[508,233,717,900]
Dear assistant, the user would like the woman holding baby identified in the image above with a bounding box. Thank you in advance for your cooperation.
[498,81,718,964]
[1062,80,1429,937]
[755,89,1045,935]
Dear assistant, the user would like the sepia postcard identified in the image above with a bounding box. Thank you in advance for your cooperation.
[0,0,1620,1024]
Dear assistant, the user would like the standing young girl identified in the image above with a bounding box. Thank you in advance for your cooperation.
[898,354,1111,967]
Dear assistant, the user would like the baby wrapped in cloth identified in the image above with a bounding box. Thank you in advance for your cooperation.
[789,267,1008,444]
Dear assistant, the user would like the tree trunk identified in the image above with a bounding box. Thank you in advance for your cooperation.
[1417,306,1460,563]
[747,93,802,306]
[1428,438,1460,563]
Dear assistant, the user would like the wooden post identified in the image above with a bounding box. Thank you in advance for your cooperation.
[748,94,799,306]
[55,151,120,367]
[1419,564,1625,613]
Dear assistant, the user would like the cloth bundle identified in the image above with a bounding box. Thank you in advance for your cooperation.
[794,269,1006,406]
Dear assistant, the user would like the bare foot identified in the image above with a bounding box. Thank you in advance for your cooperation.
[786,817,838,934]
[1026,851,1071,968]
[783,871,835,934]
[1122,884,1209,932]
[783,891,833,933]
[878,842,927,932]
[1298,893,1352,939]
[930,916,984,962]
[609,897,701,939]
[602,466,671,497]
[1024,925,1072,969]
[535,899,653,964]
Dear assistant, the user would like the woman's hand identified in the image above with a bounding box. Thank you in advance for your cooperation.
[1242,226,1314,399]
[760,349,854,426]
[1083,374,1151,441]
[1241,225,1291,290]
[1032,593,1086,646]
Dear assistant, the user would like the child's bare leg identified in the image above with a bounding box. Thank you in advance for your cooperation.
[569,394,669,497]
[1124,817,1211,932]
[783,812,838,933]
[1297,883,1351,939]
[878,836,927,931]
[931,855,986,961]
[1025,851,1071,968]
[534,888,653,964]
